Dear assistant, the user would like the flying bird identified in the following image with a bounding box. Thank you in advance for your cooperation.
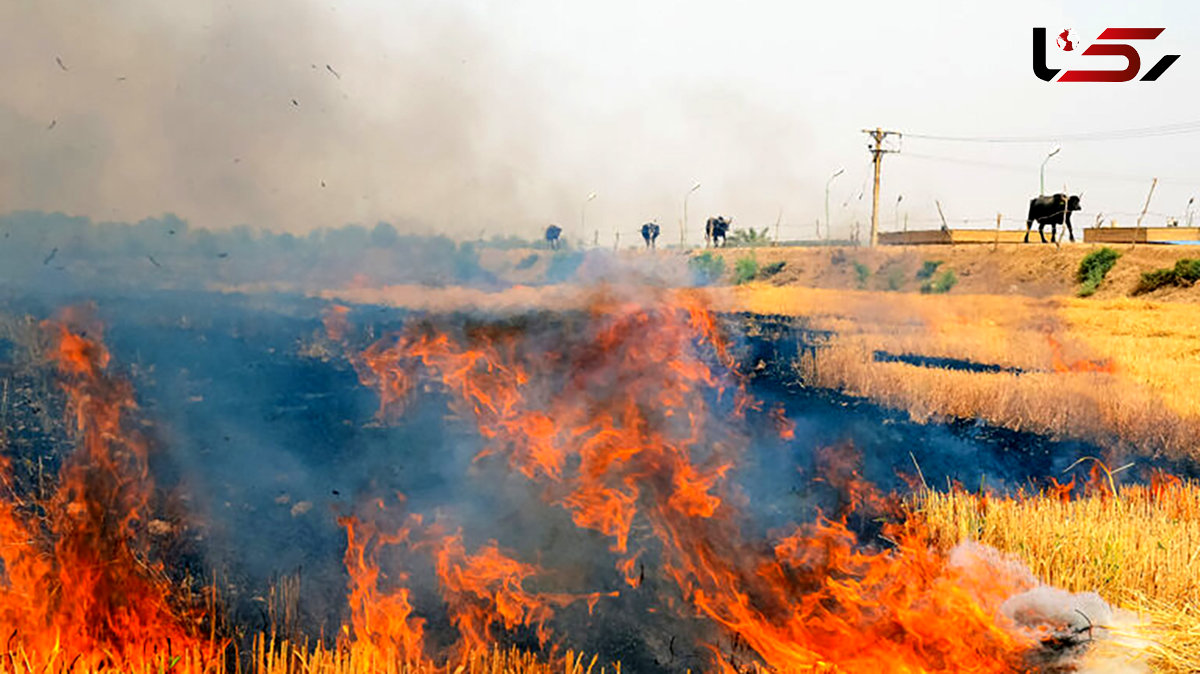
[55,56,68,71]
[47,119,56,130]
[325,64,340,79]
[291,98,299,107]
[147,255,162,268]
[43,248,57,265]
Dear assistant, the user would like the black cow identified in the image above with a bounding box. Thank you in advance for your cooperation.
[545,224,563,250]
[705,216,731,247]
[1024,193,1081,243]
[641,222,661,249]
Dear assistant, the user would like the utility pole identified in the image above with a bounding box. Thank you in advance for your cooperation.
[862,128,900,247]
[1137,178,1158,228]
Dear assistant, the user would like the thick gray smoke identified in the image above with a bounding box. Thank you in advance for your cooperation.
[0,0,553,234]
[0,0,813,240]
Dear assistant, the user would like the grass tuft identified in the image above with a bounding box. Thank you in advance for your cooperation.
[916,260,943,280]
[758,260,786,280]
[852,262,870,289]
[733,254,759,285]
[919,270,957,294]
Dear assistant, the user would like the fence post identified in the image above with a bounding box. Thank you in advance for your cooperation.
[993,213,1002,251]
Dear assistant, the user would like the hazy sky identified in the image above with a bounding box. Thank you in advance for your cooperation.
[1,0,1197,242]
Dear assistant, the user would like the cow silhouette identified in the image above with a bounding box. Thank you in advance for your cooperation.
[1024,194,1081,243]
[641,222,661,249]
[545,224,563,250]
[705,216,731,247]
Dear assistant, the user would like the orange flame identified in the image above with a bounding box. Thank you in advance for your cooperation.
[433,531,556,654]
[1046,334,1116,374]
[1046,476,1076,503]
[0,321,213,671]
[339,511,428,666]
[354,288,1045,671]
[1150,469,1184,502]
[770,403,796,441]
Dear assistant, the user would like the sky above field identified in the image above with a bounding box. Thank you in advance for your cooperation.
[1,0,1197,242]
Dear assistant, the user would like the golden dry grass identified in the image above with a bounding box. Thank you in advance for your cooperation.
[248,640,617,674]
[714,285,1200,459]
[1059,297,1200,419]
[0,644,614,674]
[916,484,1200,672]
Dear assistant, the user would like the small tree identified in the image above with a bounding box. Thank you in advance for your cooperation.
[728,227,773,248]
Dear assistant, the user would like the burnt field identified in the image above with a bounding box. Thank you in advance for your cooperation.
[2,286,1194,672]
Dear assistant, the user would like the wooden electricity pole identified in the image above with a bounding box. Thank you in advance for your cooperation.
[1137,177,1158,228]
[862,127,901,247]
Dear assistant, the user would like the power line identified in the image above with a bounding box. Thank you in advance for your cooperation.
[901,152,1200,186]
[905,119,1200,144]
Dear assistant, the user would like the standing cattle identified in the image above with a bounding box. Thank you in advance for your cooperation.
[1024,194,1082,243]
[705,216,731,247]
[545,224,563,250]
[641,222,661,249]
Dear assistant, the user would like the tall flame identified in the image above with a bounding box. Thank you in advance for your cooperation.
[352,288,1050,671]
[0,320,211,671]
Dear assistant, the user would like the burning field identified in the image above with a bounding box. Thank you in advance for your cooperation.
[0,278,1195,674]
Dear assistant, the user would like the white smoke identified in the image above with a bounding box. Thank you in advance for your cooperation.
[948,542,1152,673]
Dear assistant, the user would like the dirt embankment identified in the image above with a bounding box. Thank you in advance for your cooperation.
[472,243,1200,301]
[688,243,1200,301]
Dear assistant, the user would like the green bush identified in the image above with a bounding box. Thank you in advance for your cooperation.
[1135,269,1175,295]
[1076,247,1121,297]
[1177,258,1200,282]
[916,260,943,280]
[885,267,905,291]
[758,260,786,279]
[920,269,958,294]
[733,254,759,285]
[688,252,726,285]
[852,261,871,289]
[1134,258,1200,295]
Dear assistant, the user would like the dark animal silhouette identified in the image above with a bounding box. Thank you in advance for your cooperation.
[705,216,731,247]
[1024,194,1081,243]
[545,224,563,250]
[641,222,661,249]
